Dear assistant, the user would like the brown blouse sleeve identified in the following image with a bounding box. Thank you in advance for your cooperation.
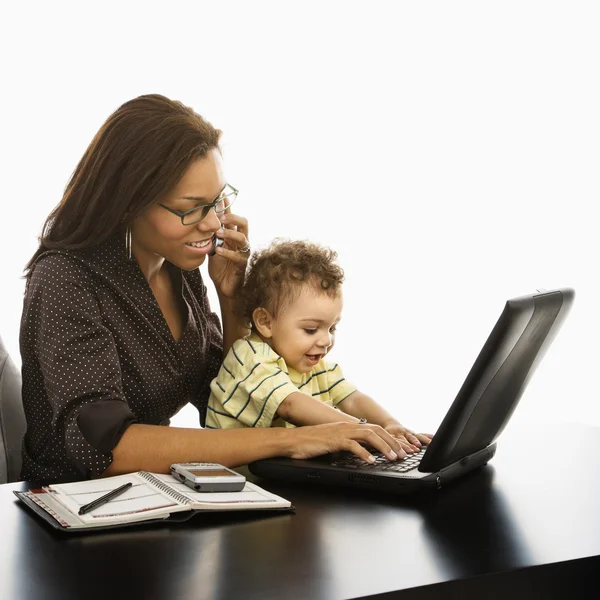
[25,255,136,478]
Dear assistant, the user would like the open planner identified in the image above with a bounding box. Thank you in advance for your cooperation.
[14,471,293,533]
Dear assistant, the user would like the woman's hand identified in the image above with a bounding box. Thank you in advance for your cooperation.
[384,421,433,454]
[208,212,250,299]
[286,422,406,463]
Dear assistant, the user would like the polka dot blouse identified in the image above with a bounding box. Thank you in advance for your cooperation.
[20,234,223,483]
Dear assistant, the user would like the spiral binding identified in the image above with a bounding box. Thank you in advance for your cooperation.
[138,471,192,505]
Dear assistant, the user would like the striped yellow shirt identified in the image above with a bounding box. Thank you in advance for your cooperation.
[206,334,357,429]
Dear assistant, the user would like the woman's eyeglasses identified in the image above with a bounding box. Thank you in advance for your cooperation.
[159,183,238,226]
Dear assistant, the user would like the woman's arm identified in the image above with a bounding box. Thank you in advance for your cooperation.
[208,213,251,354]
[22,255,141,479]
[103,420,405,475]
[217,294,250,355]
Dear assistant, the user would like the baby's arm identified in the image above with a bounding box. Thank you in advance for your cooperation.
[338,391,433,451]
[277,392,361,427]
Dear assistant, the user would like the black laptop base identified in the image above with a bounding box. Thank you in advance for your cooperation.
[249,443,497,495]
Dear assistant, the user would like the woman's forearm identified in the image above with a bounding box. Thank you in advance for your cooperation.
[218,294,250,354]
[104,423,292,476]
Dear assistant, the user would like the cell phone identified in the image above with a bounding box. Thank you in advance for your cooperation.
[170,462,246,492]
[208,236,224,256]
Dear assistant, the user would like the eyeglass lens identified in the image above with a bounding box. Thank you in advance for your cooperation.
[182,189,237,225]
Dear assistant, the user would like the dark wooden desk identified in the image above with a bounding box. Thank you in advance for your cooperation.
[1,420,598,600]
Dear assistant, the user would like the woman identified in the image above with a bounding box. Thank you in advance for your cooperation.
[20,94,403,482]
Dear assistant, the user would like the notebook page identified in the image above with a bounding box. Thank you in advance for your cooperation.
[21,489,170,530]
[47,473,189,525]
[152,473,292,510]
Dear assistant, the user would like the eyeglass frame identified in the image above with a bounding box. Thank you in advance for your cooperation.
[158,183,239,226]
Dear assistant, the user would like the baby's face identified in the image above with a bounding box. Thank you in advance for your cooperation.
[270,285,343,373]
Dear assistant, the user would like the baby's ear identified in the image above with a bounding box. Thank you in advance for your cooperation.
[252,308,273,338]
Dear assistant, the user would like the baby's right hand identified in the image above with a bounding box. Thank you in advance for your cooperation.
[286,422,405,464]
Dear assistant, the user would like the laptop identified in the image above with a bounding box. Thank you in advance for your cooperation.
[248,287,574,494]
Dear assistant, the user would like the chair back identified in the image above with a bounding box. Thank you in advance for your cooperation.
[0,334,26,483]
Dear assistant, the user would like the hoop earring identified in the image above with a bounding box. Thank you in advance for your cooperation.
[125,226,132,260]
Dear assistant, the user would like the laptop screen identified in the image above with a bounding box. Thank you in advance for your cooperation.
[419,288,574,472]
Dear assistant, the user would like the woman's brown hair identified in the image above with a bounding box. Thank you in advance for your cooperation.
[239,239,345,330]
[25,94,221,278]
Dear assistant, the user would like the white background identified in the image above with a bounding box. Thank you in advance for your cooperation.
[1,1,598,434]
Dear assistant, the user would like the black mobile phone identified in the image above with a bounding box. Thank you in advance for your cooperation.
[208,236,224,256]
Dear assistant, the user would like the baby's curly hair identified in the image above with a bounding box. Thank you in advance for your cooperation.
[239,239,345,329]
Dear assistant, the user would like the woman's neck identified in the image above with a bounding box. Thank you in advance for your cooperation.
[132,244,166,285]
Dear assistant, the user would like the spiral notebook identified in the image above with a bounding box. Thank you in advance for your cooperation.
[14,471,293,533]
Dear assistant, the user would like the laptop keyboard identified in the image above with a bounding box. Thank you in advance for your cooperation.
[331,446,427,473]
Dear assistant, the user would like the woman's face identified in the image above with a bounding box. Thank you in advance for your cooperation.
[133,148,226,271]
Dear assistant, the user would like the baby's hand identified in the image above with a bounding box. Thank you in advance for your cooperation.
[384,422,433,454]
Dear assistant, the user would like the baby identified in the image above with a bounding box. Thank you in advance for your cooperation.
[206,239,431,454]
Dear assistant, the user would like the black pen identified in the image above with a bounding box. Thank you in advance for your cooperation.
[78,482,133,516]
